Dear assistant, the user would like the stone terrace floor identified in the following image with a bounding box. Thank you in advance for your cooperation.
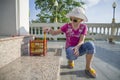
[0,41,120,80]
[60,41,120,80]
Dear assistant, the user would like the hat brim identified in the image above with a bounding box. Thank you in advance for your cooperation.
[66,13,88,22]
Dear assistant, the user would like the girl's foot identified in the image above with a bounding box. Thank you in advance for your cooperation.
[68,60,74,69]
[85,68,96,78]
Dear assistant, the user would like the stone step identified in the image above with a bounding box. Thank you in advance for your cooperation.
[0,52,62,80]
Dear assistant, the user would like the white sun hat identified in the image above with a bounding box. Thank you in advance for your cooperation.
[66,7,88,22]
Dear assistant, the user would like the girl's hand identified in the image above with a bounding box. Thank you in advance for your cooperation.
[43,27,54,35]
[72,46,79,56]
[43,27,51,33]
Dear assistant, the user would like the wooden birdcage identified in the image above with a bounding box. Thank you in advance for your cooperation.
[30,32,47,56]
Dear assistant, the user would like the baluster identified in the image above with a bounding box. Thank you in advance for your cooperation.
[93,27,95,34]
[34,27,37,35]
[119,28,120,36]
[109,27,111,35]
[96,27,97,34]
[110,27,112,35]
[103,27,105,35]
[54,26,57,40]
[91,27,93,35]
[101,27,102,34]
[104,27,105,35]
[107,27,108,35]
[97,28,98,34]
[116,27,119,36]
[33,27,34,35]
[39,26,43,35]
[107,27,109,35]
[88,27,89,33]
[36,27,38,34]
[102,27,104,34]
[38,27,40,35]
[100,27,101,34]
[30,27,33,34]
[94,27,96,34]
[90,27,92,34]
[87,27,89,34]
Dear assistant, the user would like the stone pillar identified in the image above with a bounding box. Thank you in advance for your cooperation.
[17,0,29,35]
[109,23,116,43]
[109,2,117,44]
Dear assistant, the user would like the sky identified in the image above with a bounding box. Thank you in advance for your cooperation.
[29,0,120,23]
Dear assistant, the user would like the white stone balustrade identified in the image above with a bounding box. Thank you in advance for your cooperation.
[30,23,120,41]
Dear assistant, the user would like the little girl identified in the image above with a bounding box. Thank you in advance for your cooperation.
[44,7,96,78]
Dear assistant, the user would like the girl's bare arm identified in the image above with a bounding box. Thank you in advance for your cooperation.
[76,34,85,47]
[49,29,63,35]
[73,34,86,56]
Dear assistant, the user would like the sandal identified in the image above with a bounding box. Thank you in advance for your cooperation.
[85,68,96,78]
[67,60,74,69]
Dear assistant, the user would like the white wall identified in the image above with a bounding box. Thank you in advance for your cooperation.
[0,0,17,36]
[0,0,29,36]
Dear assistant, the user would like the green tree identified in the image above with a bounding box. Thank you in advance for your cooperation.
[32,0,85,23]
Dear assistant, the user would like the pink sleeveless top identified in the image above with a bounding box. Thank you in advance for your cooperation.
[60,23,87,48]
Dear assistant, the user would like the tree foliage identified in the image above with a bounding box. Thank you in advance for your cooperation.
[32,0,85,23]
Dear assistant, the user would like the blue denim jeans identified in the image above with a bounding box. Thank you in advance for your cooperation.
[66,41,96,60]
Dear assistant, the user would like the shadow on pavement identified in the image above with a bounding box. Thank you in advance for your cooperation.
[60,65,90,78]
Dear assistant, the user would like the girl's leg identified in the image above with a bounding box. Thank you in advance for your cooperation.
[79,41,96,78]
[85,54,96,78]
[86,54,94,70]
[79,41,95,69]
[66,47,78,68]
